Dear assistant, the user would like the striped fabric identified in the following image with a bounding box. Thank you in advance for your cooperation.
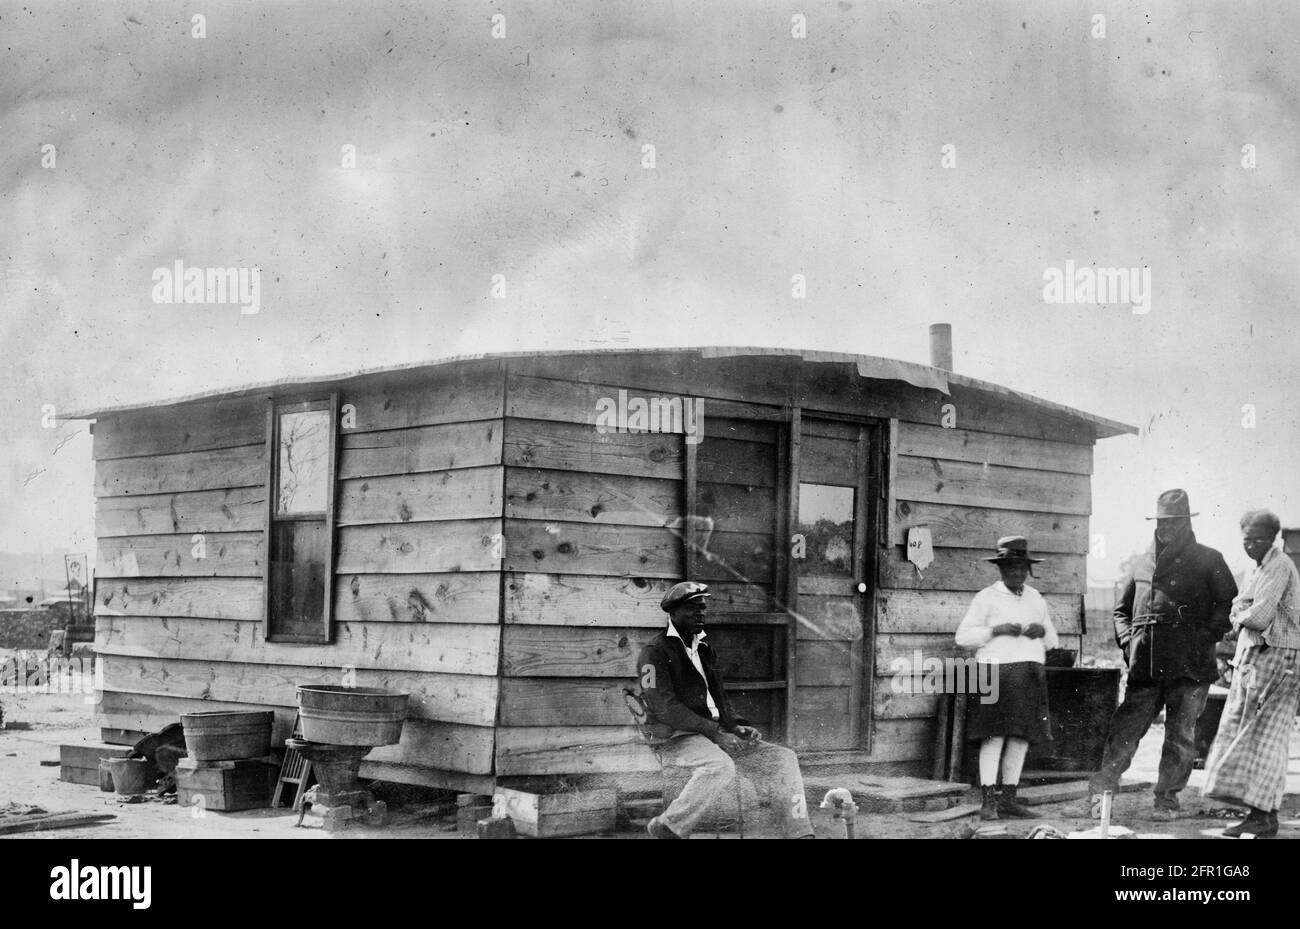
[1202,644,1300,811]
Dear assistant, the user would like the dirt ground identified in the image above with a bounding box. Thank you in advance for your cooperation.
[5,651,1300,840]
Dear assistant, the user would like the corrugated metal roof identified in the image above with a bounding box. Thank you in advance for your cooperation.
[60,346,1137,438]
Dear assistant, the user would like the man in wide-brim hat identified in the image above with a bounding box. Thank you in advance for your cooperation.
[1064,489,1237,822]
[956,536,1059,821]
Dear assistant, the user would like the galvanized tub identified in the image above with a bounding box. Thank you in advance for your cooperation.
[180,710,274,761]
[296,685,409,746]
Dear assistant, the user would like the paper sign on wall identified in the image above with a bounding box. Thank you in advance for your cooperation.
[907,527,934,577]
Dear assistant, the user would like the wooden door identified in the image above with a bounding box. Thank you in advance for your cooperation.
[789,417,878,751]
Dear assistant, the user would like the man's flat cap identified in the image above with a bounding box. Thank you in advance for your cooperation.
[660,581,711,612]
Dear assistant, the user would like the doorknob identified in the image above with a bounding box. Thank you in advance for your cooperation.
[856,582,867,593]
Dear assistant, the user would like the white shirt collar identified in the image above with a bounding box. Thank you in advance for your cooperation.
[994,581,1025,598]
[666,619,706,650]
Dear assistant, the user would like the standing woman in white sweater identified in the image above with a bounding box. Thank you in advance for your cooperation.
[955,536,1059,821]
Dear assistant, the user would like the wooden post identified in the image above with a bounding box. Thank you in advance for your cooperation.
[932,691,952,781]
[947,691,968,783]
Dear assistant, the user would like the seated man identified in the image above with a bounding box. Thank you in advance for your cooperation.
[638,581,814,839]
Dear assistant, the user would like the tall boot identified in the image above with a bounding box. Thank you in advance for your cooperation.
[997,783,1036,819]
[980,785,999,821]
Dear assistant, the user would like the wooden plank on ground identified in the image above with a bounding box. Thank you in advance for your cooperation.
[95,616,501,676]
[503,418,683,480]
[503,521,682,579]
[93,396,266,460]
[891,501,1089,554]
[95,445,265,497]
[333,572,501,624]
[895,456,1091,516]
[338,420,502,478]
[878,589,1084,634]
[99,655,499,727]
[95,487,266,538]
[97,532,264,578]
[1016,778,1153,805]
[905,803,982,823]
[336,467,502,526]
[879,548,1086,594]
[803,771,969,813]
[0,812,117,835]
[95,578,263,621]
[896,423,1093,475]
[335,519,503,574]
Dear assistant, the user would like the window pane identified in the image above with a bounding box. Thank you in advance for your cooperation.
[798,483,855,576]
[277,410,330,515]
[269,521,328,638]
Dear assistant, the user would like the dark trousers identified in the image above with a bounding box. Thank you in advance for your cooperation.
[1088,677,1210,806]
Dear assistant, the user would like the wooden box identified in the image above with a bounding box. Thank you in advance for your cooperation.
[175,757,277,812]
[60,742,132,786]
[492,787,617,838]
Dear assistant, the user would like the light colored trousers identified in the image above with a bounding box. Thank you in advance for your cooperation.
[656,733,814,838]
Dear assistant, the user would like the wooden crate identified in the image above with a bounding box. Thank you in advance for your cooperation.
[175,758,277,812]
[492,787,617,838]
[60,742,133,786]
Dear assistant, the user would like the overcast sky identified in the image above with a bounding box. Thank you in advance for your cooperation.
[2,0,1297,580]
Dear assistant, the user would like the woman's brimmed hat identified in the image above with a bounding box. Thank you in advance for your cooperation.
[982,536,1044,565]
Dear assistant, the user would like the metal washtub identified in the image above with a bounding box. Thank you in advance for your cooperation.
[180,711,274,761]
[295,685,409,746]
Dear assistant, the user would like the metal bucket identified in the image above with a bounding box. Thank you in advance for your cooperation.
[180,711,274,761]
[296,685,409,746]
[104,757,150,796]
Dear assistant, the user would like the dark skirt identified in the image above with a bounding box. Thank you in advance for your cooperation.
[965,661,1053,744]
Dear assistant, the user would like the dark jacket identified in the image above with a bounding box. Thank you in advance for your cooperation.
[637,630,748,742]
[1114,530,1237,683]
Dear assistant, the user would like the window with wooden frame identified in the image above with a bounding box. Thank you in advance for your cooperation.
[264,395,338,643]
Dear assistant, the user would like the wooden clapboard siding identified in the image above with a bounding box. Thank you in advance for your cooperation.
[504,467,680,528]
[793,687,853,749]
[99,655,498,727]
[872,686,942,720]
[95,445,265,497]
[333,572,501,624]
[95,487,265,538]
[97,690,298,743]
[95,579,263,621]
[879,548,1086,594]
[504,418,683,480]
[342,367,504,433]
[97,532,263,578]
[891,501,1088,553]
[355,719,495,775]
[498,678,633,727]
[336,466,502,526]
[338,420,502,479]
[503,573,770,627]
[93,396,266,460]
[501,626,650,678]
[506,374,698,432]
[896,423,1092,475]
[874,634,965,673]
[503,521,682,579]
[878,589,1084,635]
[867,719,932,762]
[495,725,658,776]
[95,616,501,676]
[895,456,1090,516]
[335,519,502,574]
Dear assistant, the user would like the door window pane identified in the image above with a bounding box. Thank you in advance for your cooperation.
[798,483,855,576]
[277,409,330,514]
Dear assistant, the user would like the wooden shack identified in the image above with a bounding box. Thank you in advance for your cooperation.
[66,348,1134,793]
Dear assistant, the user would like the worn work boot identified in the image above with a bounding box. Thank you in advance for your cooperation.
[1060,792,1103,819]
[996,784,1036,819]
[979,785,1000,821]
[1223,808,1277,838]
[1149,797,1181,822]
